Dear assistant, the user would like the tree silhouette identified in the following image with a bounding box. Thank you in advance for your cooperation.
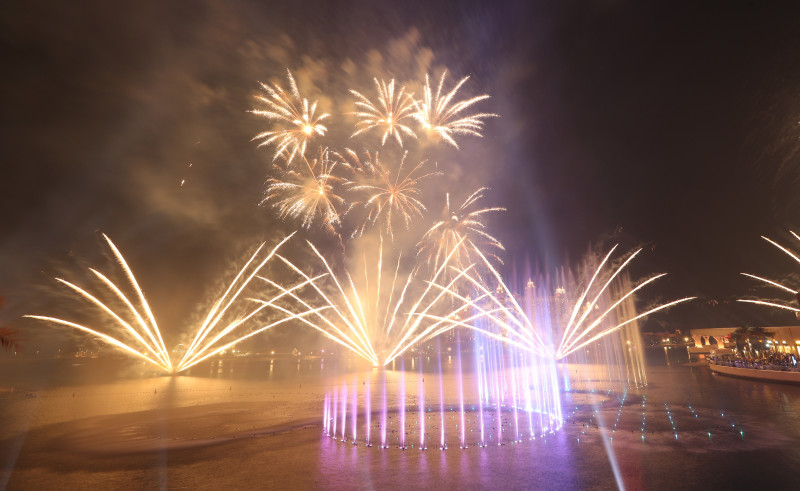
[0,294,19,353]
[730,326,774,354]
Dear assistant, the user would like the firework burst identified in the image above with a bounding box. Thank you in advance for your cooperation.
[263,148,350,233]
[251,68,499,242]
[346,151,440,240]
[416,187,505,272]
[739,231,800,315]
[251,69,329,164]
[413,71,497,148]
[350,78,418,146]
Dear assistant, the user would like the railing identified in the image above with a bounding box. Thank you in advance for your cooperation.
[710,359,800,372]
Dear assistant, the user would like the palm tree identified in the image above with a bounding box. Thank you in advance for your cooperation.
[747,326,775,353]
[731,326,774,355]
[0,327,18,352]
[730,327,748,352]
[0,295,19,353]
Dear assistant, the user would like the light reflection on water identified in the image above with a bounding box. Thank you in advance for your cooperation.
[314,347,800,488]
[315,424,584,490]
[3,347,800,488]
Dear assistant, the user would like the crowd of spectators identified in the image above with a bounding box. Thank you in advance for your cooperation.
[710,351,799,371]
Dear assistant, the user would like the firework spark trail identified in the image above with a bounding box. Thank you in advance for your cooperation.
[535,246,692,358]
[762,233,800,266]
[360,239,484,365]
[416,188,505,271]
[422,244,693,360]
[556,272,669,357]
[421,271,552,357]
[23,316,171,370]
[178,304,329,372]
[25,234,172,372]
[347,152,439,240]
[556,271,695,357]
[351,78,417,146]
[557,246,619,354]
[381,257,488,364]
[738,232,800,313]
[267,245,385,366]
[251,69,329,164]
[182,242,267,360]
[558,248,644,355]
[263,149,350,233]
[27,233,322,374]
[180,245,334,371]
[412,246,552,357]
[413,71,497,148]
[458,246,553,352]
[86,270,167,366]
[177,234,298,370]
[258,274,379,364]
[738,299,800,313]
[102,234,171,361]
[410,272,515,346]
[559,297,699,358]
[48,276,170,368]
[412,304,525,355]
[740,273,797,294]
[260,237,476,366]
[262,251,383,365]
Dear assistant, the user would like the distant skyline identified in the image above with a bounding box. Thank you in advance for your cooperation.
[2,0,799,346]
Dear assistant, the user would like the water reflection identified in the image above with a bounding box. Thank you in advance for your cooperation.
[312,347,800,488]
[4,348,800,488]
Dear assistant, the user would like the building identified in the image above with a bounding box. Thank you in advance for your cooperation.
[689,326,800,355]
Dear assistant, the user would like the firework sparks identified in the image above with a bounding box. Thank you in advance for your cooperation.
[413,71,497,148]
[263,148,350,233]
[738,232,800,314]
[351,78,417,146]
[175,234,319,371]
[27,234,321,374]
[346,151,440,240]
[421,245,695,360]
[416,187,505,272]
[250,69,498,239]
[260,239,474,367]
[251,69,329,164]
[25,234,173,372]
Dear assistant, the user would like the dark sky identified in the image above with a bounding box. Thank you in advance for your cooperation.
[2,0,800,345]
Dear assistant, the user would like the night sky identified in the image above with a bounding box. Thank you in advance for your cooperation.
[2,0,799,347]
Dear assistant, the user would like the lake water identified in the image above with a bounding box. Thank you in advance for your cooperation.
[2,347,800,489]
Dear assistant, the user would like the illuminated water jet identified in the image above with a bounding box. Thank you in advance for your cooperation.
[319,245,692,451]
